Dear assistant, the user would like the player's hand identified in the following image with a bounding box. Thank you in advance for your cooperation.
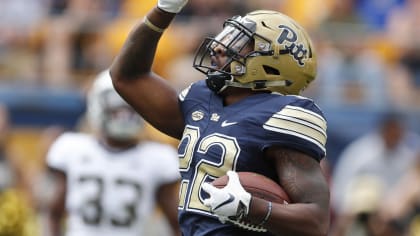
[158,0,188,13]
[202,171,251,223]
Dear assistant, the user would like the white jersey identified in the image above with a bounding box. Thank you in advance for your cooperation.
[47,132,180,236]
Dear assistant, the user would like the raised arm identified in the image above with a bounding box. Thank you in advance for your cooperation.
[110,2,188,139]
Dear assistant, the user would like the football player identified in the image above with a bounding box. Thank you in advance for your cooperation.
[109,0,330,235]
[46,70,181,236]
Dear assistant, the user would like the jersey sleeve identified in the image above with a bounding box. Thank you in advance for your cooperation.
[261,98,327,161]
[155,144,180,184]
[46,132,76,172]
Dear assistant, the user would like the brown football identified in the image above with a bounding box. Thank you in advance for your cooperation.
[212,172,290,204]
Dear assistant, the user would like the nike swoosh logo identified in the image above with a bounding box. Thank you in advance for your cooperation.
[221,120,238,127]
[213,193,235,211]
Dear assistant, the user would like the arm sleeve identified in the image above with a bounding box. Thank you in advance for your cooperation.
[46,133,74,172]
[156,144,180,184]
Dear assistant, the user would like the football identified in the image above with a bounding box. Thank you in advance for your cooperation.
[212,172,290,204]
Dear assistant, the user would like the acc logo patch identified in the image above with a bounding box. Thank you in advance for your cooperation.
[192,110,204,121]
[277,25,309,66]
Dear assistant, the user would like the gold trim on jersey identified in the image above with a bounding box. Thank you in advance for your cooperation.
[263,105,327,150]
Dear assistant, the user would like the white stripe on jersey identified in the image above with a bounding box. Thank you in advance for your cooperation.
[178,84,193,102]
[263,105,327,150]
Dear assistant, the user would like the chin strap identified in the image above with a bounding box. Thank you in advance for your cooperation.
[206,72,233,93]
[206,71,290,93]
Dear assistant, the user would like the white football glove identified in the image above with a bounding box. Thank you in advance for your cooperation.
[158,0,188,13]
[202,171,251,223]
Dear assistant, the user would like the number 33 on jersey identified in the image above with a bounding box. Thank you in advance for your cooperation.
[47,133,180,236]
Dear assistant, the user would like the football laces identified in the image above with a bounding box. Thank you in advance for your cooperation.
[226,218,267,232]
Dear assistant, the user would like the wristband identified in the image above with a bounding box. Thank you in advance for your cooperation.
[259,201,272,226]
[143,17,165,33]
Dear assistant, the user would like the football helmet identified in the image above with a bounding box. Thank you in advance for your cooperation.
[193,10,317,95]
[87,70,144,140]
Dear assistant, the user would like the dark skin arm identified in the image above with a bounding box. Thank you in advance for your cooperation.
[245,147,330,236]
[156,181,182,236]
[110,7,184,139]
[47,168,67,236]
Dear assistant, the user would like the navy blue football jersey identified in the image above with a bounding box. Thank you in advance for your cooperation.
[177,80,327,236]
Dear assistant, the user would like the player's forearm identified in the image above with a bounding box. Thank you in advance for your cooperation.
[48,205,64,236]
[246,197,329,236]
[48,216,63,236]
[49,225,61,236]
[110,7,175,79]
[157,183,182,236]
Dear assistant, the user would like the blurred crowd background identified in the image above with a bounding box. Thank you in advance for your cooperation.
[0,0,419,235]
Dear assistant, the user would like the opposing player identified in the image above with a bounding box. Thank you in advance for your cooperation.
[110,0,330,235]
[46,70,181,236]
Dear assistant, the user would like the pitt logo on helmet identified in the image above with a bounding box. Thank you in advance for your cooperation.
[277,25,309,67]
